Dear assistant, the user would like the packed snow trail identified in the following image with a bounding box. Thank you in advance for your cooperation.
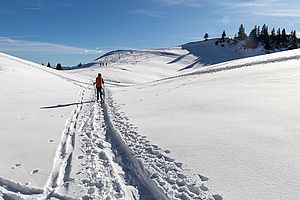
[39,86,139,200]
[101,89,218,200]
[0,52,220,199]
[0,85,218,200]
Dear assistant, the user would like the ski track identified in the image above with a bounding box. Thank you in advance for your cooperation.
[0,177,77,200]
[0,51,222,199]
[42,89,85,198]
[0,85,219,199]
[77,91,138,199]
[102,89,217,200]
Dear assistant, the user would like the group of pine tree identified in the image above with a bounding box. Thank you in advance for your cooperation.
[204,24,298,51]
[42,62,63,70]
[42,62,82,70]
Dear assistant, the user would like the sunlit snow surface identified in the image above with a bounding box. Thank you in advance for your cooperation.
[1,43,300,200]
[75,47,300,200]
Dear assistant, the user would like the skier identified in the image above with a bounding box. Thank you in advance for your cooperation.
[94,73,104,102]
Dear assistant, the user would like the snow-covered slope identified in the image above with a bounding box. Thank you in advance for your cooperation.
[181,39,265,67]
[69,39,269,86]
[2,42,300,200]
[68,47,199,85]
[71,48,300,200]
[0,52,218,200]
[0,53,81,192]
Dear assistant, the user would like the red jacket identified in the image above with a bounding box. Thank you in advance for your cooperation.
[96,76,104,87]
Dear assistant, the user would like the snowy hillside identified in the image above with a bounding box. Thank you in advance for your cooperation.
[69,39,272,86]
[70,48,300,200]
[69,47,199,85]
[0,52,219,200]
[2,44,300,200]
[181,39,265,67]
[0,53,81,198]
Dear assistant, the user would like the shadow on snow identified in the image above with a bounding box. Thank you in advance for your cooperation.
[40,100,94,109]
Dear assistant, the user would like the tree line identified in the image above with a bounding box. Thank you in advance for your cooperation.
[42,62,83,70]
[204,24,298,50]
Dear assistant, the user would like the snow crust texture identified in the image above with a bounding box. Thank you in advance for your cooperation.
[103,89,215,200]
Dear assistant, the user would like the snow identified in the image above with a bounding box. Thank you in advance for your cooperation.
[69,48,198,85]
[0,49,216,199]
[71,47,300,200]
[0,52,81,189]
[1,42,300,200]
[181,39,265,67]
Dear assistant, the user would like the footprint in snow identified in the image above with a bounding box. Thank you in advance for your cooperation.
[31,169,39,174]
[198,174,209,182]
[11,163,22,169]
[212,194,223,200]
[164,149,171,154]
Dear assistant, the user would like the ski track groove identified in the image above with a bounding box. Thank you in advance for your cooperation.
[78,91,138,199]
[43,90,85,198]
[0,177,77,200]
[102,89,217,200]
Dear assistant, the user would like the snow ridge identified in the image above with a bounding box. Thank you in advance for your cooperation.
[102,89,218,200]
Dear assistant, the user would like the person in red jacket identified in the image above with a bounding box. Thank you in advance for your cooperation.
[95,73,104,102]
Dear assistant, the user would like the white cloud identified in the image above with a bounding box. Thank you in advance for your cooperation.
[0,37,103,54]
[129,9,166,18]
[157,0,203,7]
[16,0,73,10]
[223,0,300,18]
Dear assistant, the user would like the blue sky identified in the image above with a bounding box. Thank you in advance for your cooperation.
[0,0,300,66]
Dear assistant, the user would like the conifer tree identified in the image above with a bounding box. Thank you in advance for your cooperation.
[221,30,226,39]
[56,63,62,70]
[256,26,260,38]
[246,26,258,48]
[237,24,247,41]
[271,28,276,38]
[269,27,276,49]
[260,24,269,44]
[282,28,287,47]
[204,33,209,41]
[291,30,298,49]
[277,28,281,38]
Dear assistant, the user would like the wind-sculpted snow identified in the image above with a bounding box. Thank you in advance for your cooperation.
[191,54,300,76]
[102,89,219,200]
[146,53,300,85]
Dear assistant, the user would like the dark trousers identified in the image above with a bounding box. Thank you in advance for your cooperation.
[96,87,103,101]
